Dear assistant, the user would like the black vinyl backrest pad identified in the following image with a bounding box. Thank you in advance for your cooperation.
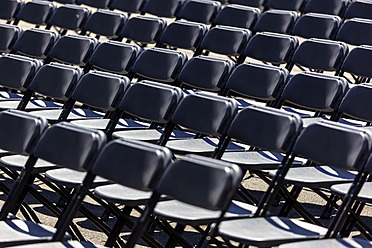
[226,62,288,100]
[336,18,372,46]
[16,0,55,25]
[48,4,90,31]
[253,9,298,34]
[228,105,302,153]
[33,122,106,171]
[91,139,172,191]
[266,0,306,11]
[142,0,183,18]
[71,71,130,111]
[0,0,22,21]
[178,0,221,24]
[119,80,183,124]
[293,121,372,171]
[77,0,110,9]
[156,154,242,210]
[109,0,145,14]
[171,93,238,136]
[0,24,21,53]
[0,110,48,155]
[344,1,372,20]
[214,4,260,29]
[281,72,348,112]
[83,10,127,38]
[341,45,372,78]
[304,0,348,16]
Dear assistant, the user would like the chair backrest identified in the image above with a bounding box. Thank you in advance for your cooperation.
[291,13,341,39]
[224,62,289,102]
[289,38,348,72]
[265,0,307,11]
[303,0,349,16]
[339,45,372,82]
[29,63,83,101]
[82,9,127,39]
[15,0,55,25]
[87,41,141,75]
[177,0,221,24]
[119,80,184,124]
[279,72,349,114]
[156,154,242,210]
[0,24,21,53]
[0,0,23,22]
[213,4,261,29]
[47,35,98,66]
[177,55,234,92]
[92,139,172,191]
[158,20,207,51]
[12,28,59,59]
[77,0,110,9]
[0,110,48,155]
[293,120,372,171]
[109,0,145,14]
[344,0,372,20]
[253,9,298,34]
[197,25,251,57]
[118,15,166,45]
[47,4,91,32]
[229,0,265,7]
[71,71,130,111]
[241,32,298,65]
[32,122,106,171]
[336,18,372,46]
[141,0,184,18]
[131,47,187,83]
[0,54,42,91]
[226,105,302,153]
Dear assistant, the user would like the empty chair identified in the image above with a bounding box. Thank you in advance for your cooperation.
[292,13,341,39]
[0,0,23,23]
[344,0,372,20]
[253,9,298,34]
[157,20,207,52]
[46,4,91,35]
[228,0,266,8]
[141,0,184,18]
[303,0,349,16]
[117,15,166,46]
[287,38,348,74]
[11,28,59,59]
[213,4,261,29]
[0,24,21,53]
[336,18,372,46]
[13,0,55,27]
[45,35,98,67]
[77,0,110,9]
[129,47,188,84]
[84,41,141,75]
[109,0,145,15]
[238,32,299,66]
[80,10,127,39]
[177,0,221,24]
[265,0,307,11]
[194,26,251,62]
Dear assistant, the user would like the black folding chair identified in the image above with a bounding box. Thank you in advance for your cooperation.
[0,0,23,24]
[0,23,21,54]
[303,0,349,16]
[253,9,298,34]
[343,0,372,20]
[141,0,184,18]
[108,0,145,16]
[213,4,261,29]
[265,0,307,11]
[77,0,110,9]
[13,0,56,28]
[336,18,372,46]
[177,0,221,25]
[229,0,266,8]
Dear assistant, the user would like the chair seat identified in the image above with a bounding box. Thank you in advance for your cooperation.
[112,129,194,142]
[0,219,69,246]
[154,200,257,226]
[235,98,268,108]
[29,108,104,121]
[45,168,108,188]
[221,151,304,170]
[269,166,357,188]
[10,241,107,248]
[94,183,155,206]
[331,182,372,203]
[166,137,249,155]
[301,117,363,128]
[0,92,23,101]
[0,100,63,110]
[218,216,327,247]
[279,238,372,248]
[0,155,56,172]
[69,118,150,131]
[281,107,312,118]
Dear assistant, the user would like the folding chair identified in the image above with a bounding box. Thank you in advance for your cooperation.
[265,0,307,11]
[125,154,243,248]
[84,41,141,75]
[286,38,348,74]
[46,4,91,36]
[177,0,221,25]
[156,20,207,52]
[280,238,372,248]
[194,26,251,63]
[337,45,372,84]
[129,47,187,84]
[212,120,372,247]
[116,15,166,47]
[80,10,127,40]
[0,0,23,24]
[336,18,372,46]
[237,32,299,66]
[253,9,298,34]
[0,24,21,54]
[228,0,266,8]
[141,0,184,18]
[213,4,261,29]
[108,0,145,16]
[291,13,341,39]
[76,0,111,9]
[13,0,56,27]
[303,0,349,16]
[343,0,372,20]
